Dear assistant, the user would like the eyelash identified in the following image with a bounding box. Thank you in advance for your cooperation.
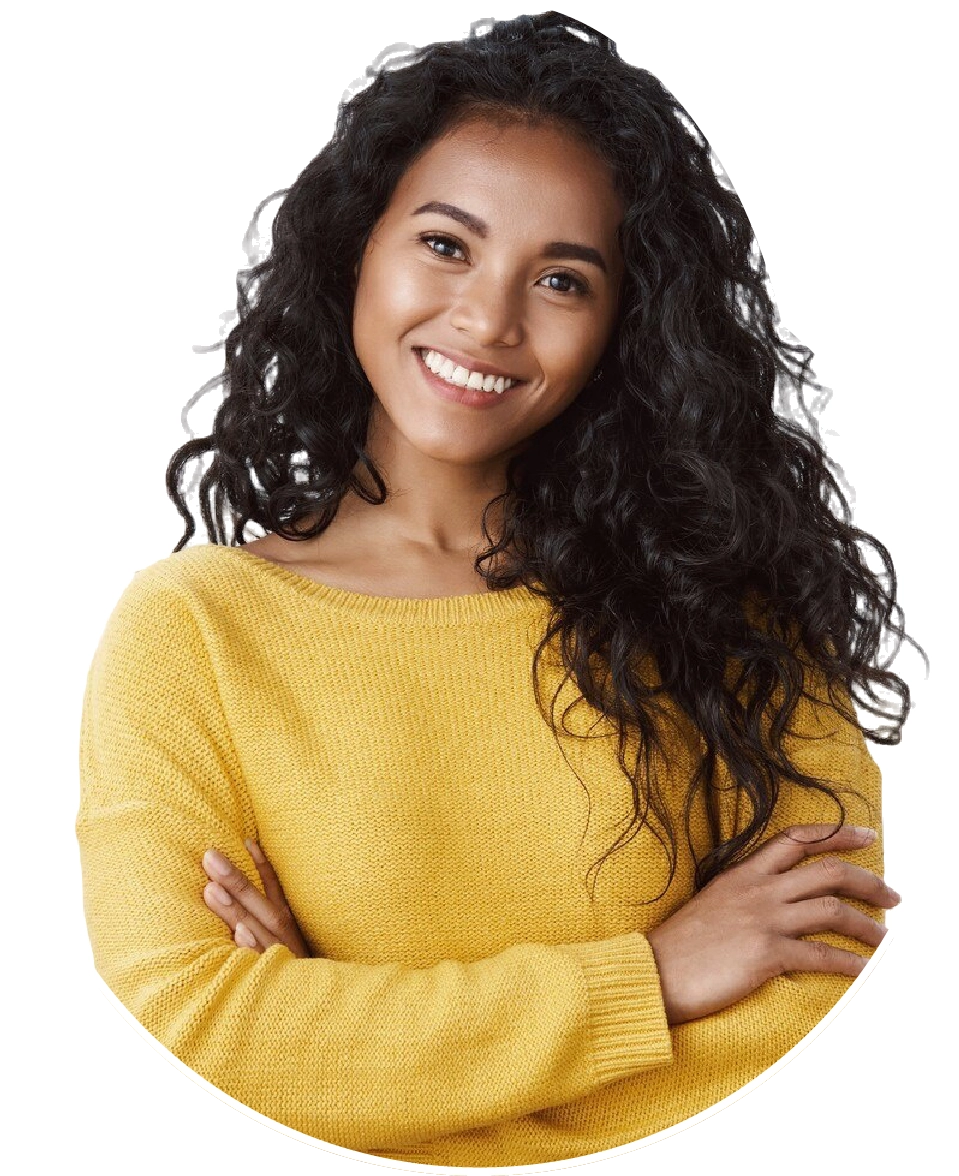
[418,233,590,297]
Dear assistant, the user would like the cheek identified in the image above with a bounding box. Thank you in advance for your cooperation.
[353,253,441,348]
[351,252,450,405]
[534,317,608,388]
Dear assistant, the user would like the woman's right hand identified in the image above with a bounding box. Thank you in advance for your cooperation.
[645,823,901,1026]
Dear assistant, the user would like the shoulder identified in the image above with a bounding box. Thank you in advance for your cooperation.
[119,543,262,605]
[240,533,283,560]
[95,544,253,659]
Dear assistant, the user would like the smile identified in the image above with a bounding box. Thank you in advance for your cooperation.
[416,348,520,394]
[413,348,525,410]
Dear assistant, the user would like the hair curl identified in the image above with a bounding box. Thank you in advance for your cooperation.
[166,11,927,896]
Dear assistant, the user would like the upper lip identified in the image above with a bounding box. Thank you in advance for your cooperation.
[415,345,526,382]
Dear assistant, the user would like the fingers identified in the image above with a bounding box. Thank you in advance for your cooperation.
[783,895,888,950]
[778,936,871,980]
[203,879,281,952]
[245,838,288,909]
[752,823,879,875]
[202,847,298,944]
[778,855,901,910]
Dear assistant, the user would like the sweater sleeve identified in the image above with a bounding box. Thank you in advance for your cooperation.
[715,657,888,1014]
[75,572,673,1153]
[630,656,891,1146]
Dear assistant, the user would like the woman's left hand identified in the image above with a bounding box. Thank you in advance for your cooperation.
[202,839,312,958]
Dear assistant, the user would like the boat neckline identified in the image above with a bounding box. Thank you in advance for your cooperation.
[190,543,550,625]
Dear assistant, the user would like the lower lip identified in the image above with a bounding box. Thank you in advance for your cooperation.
[414,349,523,409]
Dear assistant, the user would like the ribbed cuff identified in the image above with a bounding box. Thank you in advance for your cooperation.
[563,932,673,1086]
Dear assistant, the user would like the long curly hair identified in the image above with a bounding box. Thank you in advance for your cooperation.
[166,11,927,895]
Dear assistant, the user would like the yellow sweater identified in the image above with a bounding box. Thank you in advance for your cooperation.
[76,543,884,1167]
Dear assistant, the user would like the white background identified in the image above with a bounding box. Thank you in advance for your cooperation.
[5,0,954,1171]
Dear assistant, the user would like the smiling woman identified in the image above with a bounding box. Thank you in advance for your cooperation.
[75,9,925,1170]
[350,115,624,477]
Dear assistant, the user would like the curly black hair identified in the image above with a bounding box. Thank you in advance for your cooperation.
[166,11,927,896]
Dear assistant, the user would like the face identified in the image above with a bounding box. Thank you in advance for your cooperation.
[351,114,625,470]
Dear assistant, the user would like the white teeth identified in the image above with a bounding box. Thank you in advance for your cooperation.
[420,349,516,394]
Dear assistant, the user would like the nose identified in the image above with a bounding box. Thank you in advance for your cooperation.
[448,269,525,349]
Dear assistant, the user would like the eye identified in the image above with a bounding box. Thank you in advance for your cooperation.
[538,271,589,296]
[420,233,467,261]
[418,232,593,298]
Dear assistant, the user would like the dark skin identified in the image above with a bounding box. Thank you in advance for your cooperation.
[246,112,625,590]
[203,841,310,959]
[205,111,626,935]
[203,824,900,1024]
[201,115,902,1024]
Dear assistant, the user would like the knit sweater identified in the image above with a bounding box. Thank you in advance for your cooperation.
[75,543,884,1167]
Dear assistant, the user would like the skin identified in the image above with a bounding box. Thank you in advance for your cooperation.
[202,825,901,1024]
[245,113,626,591]
[206,112,627,934]
[201,114,902,1023]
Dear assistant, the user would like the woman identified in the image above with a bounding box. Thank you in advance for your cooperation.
[76,11,924,1167]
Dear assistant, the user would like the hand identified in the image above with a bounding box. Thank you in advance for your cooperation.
[645,823,901,1026]
[202,839,312,958]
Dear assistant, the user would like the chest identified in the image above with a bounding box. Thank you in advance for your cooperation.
[220,643,701,967]
[243,532,493,599]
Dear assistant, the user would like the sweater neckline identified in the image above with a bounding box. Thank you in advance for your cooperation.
[212,544,550,625]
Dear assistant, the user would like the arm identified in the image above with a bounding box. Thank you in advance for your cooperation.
[728,659,888,988]
[75,572,673,1153]
[541,658,894,1143]
[403,664,895,1165]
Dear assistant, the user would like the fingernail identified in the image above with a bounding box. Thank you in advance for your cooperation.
[852,826,877,841]
[203,849,231,877]
[205,881,232,906]
[235,922,256,948]
[244,838,264,862]
[888,887,902,903]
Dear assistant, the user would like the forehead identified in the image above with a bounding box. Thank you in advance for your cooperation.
[387,115,624,248]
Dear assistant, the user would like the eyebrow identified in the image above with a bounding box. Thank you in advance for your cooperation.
[411,200,609,274]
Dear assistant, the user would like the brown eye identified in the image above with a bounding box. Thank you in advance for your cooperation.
[418,235,586,295]
[540,271,588,295]
[421,234,466,260]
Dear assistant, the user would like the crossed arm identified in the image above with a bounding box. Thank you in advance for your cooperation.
[201,820,900,1026]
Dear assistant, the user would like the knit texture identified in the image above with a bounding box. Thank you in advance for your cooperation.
[76,544,885,1166]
